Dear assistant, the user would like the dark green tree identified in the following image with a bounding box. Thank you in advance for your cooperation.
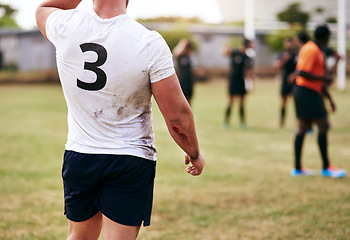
[138,16,204,24]
[158,29,197,52]
[277,3,310,27]
[0,4,20,28]
[326,17,337,23]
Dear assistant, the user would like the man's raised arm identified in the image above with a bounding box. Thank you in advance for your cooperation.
[36,0,82,39]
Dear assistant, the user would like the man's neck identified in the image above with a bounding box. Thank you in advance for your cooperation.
[314,40,326,49]
[93,0,126,19]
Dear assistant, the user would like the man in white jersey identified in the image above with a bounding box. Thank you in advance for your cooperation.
[36,0,205,239]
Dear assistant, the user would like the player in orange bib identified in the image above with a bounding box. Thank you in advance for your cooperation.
[291,25,346,178]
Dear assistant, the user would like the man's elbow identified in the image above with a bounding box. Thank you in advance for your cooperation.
[167,107,193,126]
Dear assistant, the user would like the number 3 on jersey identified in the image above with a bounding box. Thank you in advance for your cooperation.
[77,43,107,91]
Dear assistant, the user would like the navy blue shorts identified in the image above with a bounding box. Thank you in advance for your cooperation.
[62,150,156,227]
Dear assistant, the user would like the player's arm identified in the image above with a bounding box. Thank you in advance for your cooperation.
[322,86,336,112]
[151,74,205,176]
[273,52,291,69]
[297,70,333,83]
[36,0,82,39]
[173,39,189,58]
[245,67,254,79]
[222,43,232,56]
[244,56,255,86]
[287,70,297,84]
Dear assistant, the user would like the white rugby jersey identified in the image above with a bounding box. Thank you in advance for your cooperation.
[46,9,175,161]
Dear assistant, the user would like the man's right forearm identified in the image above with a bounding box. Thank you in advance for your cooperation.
[152,74,200,158]
[165,108,200,160]
[152,74,204,175]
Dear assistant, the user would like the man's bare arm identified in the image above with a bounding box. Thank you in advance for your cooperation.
[322,87,336,112]
[273,52,291,69]
[298,70,333,83]
[173,39,189,58]
[222,43,232,57]
[151,74,204,176]
[36,0,82,39]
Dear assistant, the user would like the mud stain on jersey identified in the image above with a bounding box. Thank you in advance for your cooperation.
[117,106,125,116]
[139,108,151,130]
[94,109,103,118]
[124,86,152,111]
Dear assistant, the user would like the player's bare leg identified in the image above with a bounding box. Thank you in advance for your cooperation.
[67,212,102,240]
[102,215,140,240]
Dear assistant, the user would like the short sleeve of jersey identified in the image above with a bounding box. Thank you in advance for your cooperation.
[245,56,254,69]
[147,33,175,83]
[296,45,316,73]
[46,9,75,45]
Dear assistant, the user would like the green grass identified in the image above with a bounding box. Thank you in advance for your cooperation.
[0,79,349,239]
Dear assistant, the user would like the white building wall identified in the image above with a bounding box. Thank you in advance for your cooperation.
[18,33,56,71]
[194,34,231,68]
[0,36,20,66]
[217,0,349,24]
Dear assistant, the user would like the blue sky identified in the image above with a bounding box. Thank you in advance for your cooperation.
[2,0,222,29]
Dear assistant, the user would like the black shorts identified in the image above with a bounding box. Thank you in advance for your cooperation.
[62,150,156,226]
[229,77,246,95]
[293,85,327,120]
[281,80,293,96]
[180,78,193,98]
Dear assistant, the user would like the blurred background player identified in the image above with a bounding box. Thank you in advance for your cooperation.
[287,31,309,85]
[222,38,254,130]
[173,38,195,105]
[295,31,309,50]
[291,25,346,178]
[273,37,297,128]
[324,47,341,76]
[321,47,341,128]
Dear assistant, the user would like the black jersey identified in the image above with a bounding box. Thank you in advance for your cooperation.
[176,55,193,97]
[278,50,297,82]
[228,50,253,95]
[277,50,297,96]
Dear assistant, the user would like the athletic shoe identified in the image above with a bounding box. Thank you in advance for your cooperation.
[290,169,315,177]
[321,166,346,178]
[240,122,246,129]
[306,127,313,135]
[222,122,229,130]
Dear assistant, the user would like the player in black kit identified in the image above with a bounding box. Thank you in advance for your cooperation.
[273,37,297,128]
[223,38,254,129]
[173,39,194,105]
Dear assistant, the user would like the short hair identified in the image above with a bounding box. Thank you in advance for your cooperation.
[184,41,193,51]
[285,37,293,42]
[297,31,309,43]
[314,25,330,41]
[243,38,251,48]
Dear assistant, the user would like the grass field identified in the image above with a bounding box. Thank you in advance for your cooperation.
[0,79,349,240]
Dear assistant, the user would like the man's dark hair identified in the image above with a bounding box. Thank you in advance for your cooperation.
[285,37,293,42]
[314,25,330,41]
[243,38,251,48]
[297,31,309,44]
